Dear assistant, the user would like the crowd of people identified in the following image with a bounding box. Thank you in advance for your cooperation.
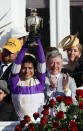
[0,29,83,122]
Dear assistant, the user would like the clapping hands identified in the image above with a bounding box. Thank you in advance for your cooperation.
[49,75,57,90]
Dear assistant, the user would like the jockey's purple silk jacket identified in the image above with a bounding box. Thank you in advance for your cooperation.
[9,38,46,121]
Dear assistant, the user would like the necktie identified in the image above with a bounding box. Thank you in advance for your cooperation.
[53,76,58,98]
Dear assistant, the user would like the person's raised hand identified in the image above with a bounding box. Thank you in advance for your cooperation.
[62,73,69,91]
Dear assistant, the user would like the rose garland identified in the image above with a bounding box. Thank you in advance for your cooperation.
[14,89,83,131]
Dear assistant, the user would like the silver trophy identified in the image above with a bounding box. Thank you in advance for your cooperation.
[26,8,43,46]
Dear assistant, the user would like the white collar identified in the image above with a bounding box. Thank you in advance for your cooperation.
[1,61,12,66]
[48,72,60,79]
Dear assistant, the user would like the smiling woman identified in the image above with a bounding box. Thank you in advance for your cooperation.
[59,34,83,77]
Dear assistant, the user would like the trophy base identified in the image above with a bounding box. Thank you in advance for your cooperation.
[28,32,40,47]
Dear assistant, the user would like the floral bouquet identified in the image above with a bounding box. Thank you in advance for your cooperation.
[14,89,83,131]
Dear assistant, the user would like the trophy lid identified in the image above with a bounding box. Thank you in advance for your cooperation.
[30,8,37,16]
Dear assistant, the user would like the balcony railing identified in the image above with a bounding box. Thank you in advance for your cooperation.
[0,121,19,131]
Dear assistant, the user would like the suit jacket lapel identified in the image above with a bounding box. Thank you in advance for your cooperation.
[0,64,12,82]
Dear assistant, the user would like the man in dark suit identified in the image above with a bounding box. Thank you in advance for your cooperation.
[0,38,22,102]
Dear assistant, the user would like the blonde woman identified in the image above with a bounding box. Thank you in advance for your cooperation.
[59,34,83,77]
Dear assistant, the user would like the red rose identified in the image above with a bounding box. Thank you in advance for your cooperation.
[20,120,26,128]
[76,89,83,96]
[76,89,83,101]
[56,96,63,103]
[40,116,48,127]
[49,98,56,108]
[14,125,22,131]
[41,109,49,115]
[70,120,77,129]
[52,121,59,129]
[79,102,83,110]
[63,96,72,106]
[28,123,35,131]
[33,112,39,120]
[39,116,48,128]
[24,115,30,123]
[41,119,46,126]
[41,116,48,123]
[80,93,83,98]
[56,111,64,119]
[43,104,49,109]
